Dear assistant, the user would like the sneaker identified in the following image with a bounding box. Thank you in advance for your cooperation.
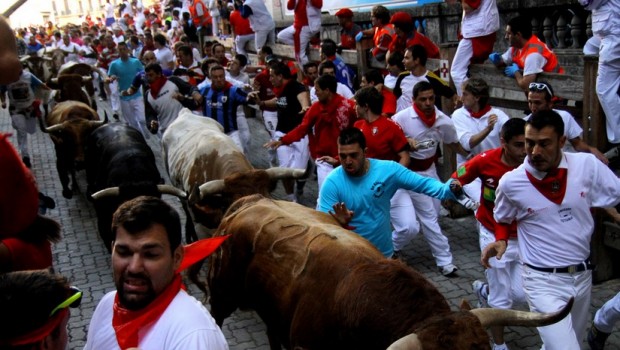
[492,343,508,350]
[587,324,610,350]
[22,156,31,168]
[439,263,458,277]
[472,280,489,308]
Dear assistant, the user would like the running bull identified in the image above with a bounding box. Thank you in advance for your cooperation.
[40,101,105,199]
[162,108,305,242]
[87,123,185,251]
[207,195,573,350]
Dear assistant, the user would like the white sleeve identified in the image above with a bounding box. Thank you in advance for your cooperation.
[523,52,546,76]
[310,87,317,103]
[501,48,513,65]
[196,1,205,17]
[439,114,460,144]
[590,156,620,208]
[493,176,519,225]
[169,329,229,350]
[451,110,473,151]
[560,111,584,140]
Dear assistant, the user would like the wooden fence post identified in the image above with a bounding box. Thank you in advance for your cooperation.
[583,55,616,283]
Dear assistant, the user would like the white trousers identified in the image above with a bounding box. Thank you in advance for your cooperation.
[235,33,256,56]
[10,112,36,157]
[236,112,251,154]
[274,131,310,170]
[262,110,278,166]
[226,130,243,151]
[390,188,421,251]
[255,29,276,51]
[277,25,316,64]
[523,266,592,350]
[314,159,335,209]
[593,291,620,333]
[479,226,525,309]
[109,80,120,113]
[120,98,148,140]
[399,164,454,267]
[451,38,473,97]
[596,35,620,143]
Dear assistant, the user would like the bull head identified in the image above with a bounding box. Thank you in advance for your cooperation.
[387,298,574,350]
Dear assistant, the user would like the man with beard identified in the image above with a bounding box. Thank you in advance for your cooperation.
[84,196,228,349]
[482,110,620,350]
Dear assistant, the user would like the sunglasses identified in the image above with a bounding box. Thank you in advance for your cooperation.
[49,286,82,317]
[529,82,553,97]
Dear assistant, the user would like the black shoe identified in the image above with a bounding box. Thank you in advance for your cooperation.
[113,113,120,120]
[22,156,31,168]
[587,324,610,350]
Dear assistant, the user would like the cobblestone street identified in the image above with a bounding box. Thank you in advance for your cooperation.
[2,101,619,349]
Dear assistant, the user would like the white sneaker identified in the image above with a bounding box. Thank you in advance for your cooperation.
[439,263,458,276]
[492,343,509,350]
[604,146,620,160]
[472,280,489,308]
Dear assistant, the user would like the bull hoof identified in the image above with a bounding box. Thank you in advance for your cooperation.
[62,189,73,199]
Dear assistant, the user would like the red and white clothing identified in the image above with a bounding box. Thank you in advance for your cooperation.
[388,31,440,59]
[372,24,395,61]
[229,9,254,56]
[280,93,355,189]
[501,35,564,76]
[391,106,457,266]
[451,105,509,201]
[394,73,428,112]
[277,0,322,64]
[84,290,228,349]
[452,147,525,309]
[451,0,500,96]
[494,152,620,349]
[243,0,276,50]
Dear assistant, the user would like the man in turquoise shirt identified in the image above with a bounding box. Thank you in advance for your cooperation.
[108,42,148,139]
[318,128,462,259]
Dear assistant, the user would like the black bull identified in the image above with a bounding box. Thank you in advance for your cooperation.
[86,123,184,251]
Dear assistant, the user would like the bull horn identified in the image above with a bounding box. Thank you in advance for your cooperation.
[265,167,306,180]
[45,124,65,133]
[470,297,573,328]
[90,187,120,200]
[387,334,422,350]
[198,179,226,199]
[81,76,93,83]
[89,118,106,128]
[50,78,58,84]
[157,185,187,199]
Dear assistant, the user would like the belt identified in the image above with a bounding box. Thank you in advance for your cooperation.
[525,261,594,274]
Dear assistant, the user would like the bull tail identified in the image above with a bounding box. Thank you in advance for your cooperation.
[187,260,209,296]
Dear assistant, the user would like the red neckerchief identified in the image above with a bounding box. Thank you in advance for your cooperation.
[413,103,436,128]
[467,104,492,119]
[525,167,568,205]
[149,76,168,99]
[112,236,229,349]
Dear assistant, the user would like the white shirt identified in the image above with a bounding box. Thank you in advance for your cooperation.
[460,0,499,38]
[84,289,229,350]
[309,82,353,103]
[384,74,398,90]
[392,106,459,160]
[243,0,276,31]
[155,46,175,69]
[451,106,509,166]
[57,42,81,63]
[105,3,115,18]
[395,73,428,112]
[147,80,184,136]
[494,152,620,267]
[501,49,547,76]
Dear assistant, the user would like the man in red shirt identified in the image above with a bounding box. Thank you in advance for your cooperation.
[229,4,254,57]
[335,8,361,50]
[265,74,356,191]
[387,11,440,61]
[451,118,527,350]
[276,0,322,64]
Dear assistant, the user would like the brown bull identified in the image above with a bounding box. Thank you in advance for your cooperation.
[207,195,573,350]
[41,101,105,198]
[162,108,305,242]
[56,62,103,110]
[48,73,92,107]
